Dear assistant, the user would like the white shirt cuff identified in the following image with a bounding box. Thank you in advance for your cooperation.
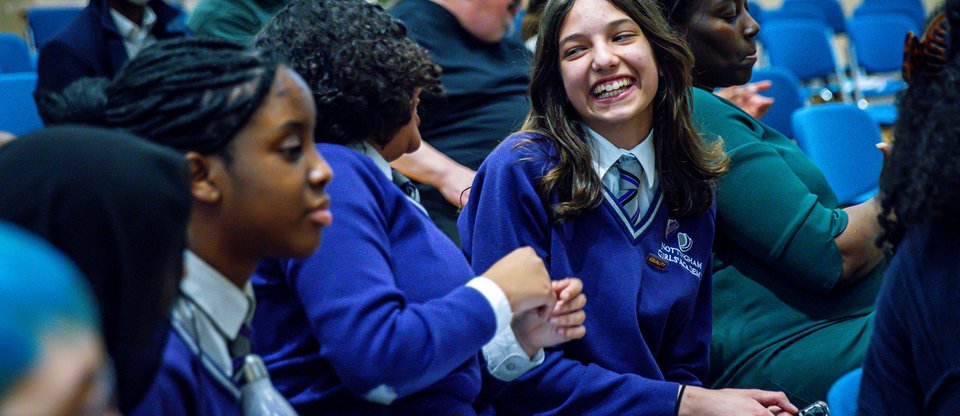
[466,276,512,335]
[482,325,545,381]
[467,276,545,381]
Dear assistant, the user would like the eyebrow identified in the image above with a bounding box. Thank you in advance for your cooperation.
[559,18,636,46]
[272,119,308,138]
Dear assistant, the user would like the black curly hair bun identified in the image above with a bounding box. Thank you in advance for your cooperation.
[34,78,110,126]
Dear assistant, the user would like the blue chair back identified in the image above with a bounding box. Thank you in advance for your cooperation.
[0,73,43,136]
[764,5,826,26]
[791,104,882,205]
[855,1,926,29]
[783,0,847,33]
[750,66,806,139]
[827,368,862,416]
[848,13,918,73]
[0,34,33,74]
[26,7,83,50]
[760,20,838,82]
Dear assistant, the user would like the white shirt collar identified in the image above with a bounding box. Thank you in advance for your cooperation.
[179,251,255,341]
[585,124,657,191]
[356,142,393,180]
[109,6,157,56]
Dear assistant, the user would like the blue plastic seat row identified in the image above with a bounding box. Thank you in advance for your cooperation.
[0,34,34,74]
[0,73,44,136]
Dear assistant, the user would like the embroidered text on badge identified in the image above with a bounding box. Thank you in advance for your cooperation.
[646,253,667,270]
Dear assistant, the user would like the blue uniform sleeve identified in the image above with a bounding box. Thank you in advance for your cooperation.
[284,150,497,402]
[458,138,681,415]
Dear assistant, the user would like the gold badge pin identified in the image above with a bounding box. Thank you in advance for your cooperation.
[646,253,667,270]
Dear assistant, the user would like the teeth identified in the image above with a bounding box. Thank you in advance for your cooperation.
[592,78,634,97]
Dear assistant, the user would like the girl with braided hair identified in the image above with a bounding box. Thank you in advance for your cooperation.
[858,2,960,413]
[37,37,334,415]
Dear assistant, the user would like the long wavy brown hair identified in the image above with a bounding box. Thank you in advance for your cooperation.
[521,0,727,222]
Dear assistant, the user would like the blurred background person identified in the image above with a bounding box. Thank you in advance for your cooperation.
[0,221,115,416]
[387,0,530,244]
[0,126,192,413]
[188,0,288,44]
[35,0,187,94]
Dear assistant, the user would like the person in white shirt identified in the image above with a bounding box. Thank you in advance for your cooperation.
[35,0,187,95]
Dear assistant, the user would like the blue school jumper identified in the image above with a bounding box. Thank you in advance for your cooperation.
[458,133,714,415]
[250,143,497,415]
[130,301,241,415]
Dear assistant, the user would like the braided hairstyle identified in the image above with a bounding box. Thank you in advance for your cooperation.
[880,0,960,248]
[255,0,442,147]
[35,37,280,156]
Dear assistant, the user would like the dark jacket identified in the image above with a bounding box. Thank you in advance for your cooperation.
[36,0,187,94]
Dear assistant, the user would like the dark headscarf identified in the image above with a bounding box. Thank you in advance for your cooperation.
[0,126,192,412]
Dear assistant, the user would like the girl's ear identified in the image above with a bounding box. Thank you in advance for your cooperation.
[186,152,221,203]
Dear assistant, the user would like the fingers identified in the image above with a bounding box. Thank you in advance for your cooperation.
[553,293,586,315]
[749,390,797,414]
[552,277,583,301]
[549,309,585,328]
[557,324,586,340]
[748,80,773,92]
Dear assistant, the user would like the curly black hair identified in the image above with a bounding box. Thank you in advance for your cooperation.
[880,0,960,247]
[255,0,443,147]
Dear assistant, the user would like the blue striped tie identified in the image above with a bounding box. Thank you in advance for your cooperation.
[611,154,645,226]
[391,169,420,203]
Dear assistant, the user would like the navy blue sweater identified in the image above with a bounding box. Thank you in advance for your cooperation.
[129,328,240,416]
[857,225,960,415]
[459,133,714,415]
[251,144,497,415]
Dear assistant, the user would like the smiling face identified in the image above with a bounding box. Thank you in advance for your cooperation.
[682,0,760,88]
[210,66,333,260]
[558,0,659,140]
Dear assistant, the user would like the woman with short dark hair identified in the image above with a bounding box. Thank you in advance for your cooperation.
[656,0,887,405]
